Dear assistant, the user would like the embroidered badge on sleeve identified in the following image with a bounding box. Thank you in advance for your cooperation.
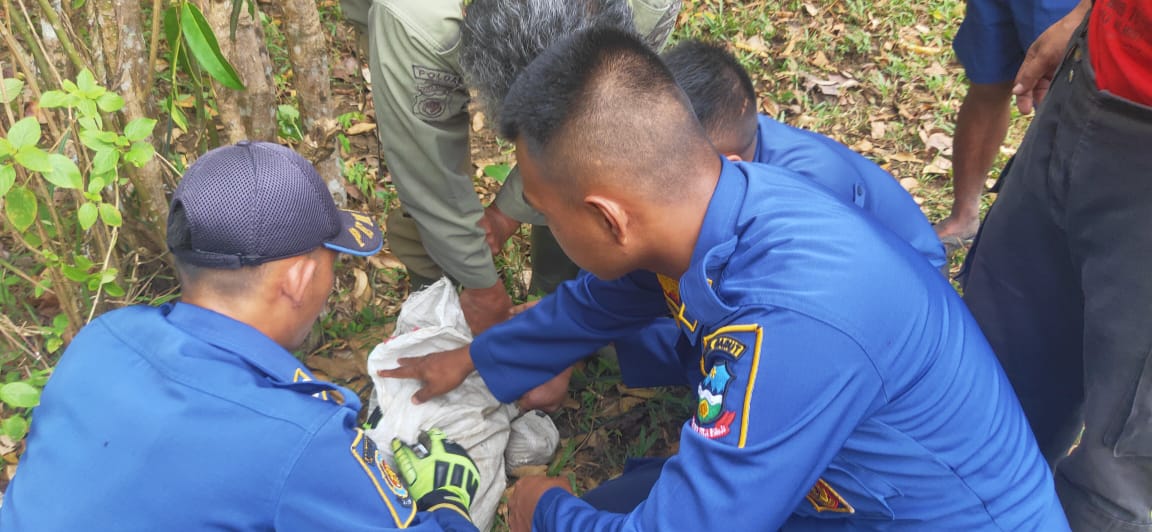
[690,325,764,447]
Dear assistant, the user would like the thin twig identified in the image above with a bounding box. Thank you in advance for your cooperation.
[144,0,164,102]
[87,187,122,323]
[33,0,86,72]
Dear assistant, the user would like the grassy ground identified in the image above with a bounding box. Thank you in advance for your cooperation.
[305,0,1041,528]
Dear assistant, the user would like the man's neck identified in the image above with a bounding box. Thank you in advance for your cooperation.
[644,158,722,279]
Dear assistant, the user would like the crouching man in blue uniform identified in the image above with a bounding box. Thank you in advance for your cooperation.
[0,142,479,531]
[378,28,1070,531]
[611,39,947,390]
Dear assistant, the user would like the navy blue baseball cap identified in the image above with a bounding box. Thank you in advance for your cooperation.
[167,141,383,269]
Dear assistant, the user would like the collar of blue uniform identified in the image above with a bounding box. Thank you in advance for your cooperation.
[163,302,322,385]
[678,158,747,345]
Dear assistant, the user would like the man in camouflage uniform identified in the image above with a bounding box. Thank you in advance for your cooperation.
[343,0,681,333]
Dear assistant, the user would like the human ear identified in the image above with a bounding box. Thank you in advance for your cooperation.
[281,255,318,308]
[585,195,629,246]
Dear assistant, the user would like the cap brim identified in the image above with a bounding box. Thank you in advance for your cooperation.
[324,209,384,257]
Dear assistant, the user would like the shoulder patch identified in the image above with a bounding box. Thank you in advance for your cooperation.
[691,324,765,447]
[411,65,464,120]
[806,478,855,513]
[350,430,415,526]
[292,367,330,402]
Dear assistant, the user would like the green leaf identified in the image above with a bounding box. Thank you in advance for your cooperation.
[0,382,41,408]
[76,68,103,99]
[77,202,98,230]
[38,89,69,108]
[0,164,14,197]
[79,129,116,151]
[8,117,41,150]
[98,268,119,284]
[169,104,189,131]
[5,186,36,231]
[77,98,98,119]
[124,118,157,142]
[61,79,78,93]
[99,202,123,227]
[14,146,52,173]
[483,163,512,183]
[1,78,24,104]
[1,416,28,441]
[72,0,86,9]
[180,2,246,90]
[124,141,155,167]
[96,92,125,113]
[51,313,68,331]
[61,263,90,282]
[92,148,120,175]
[0,138,12,158]
[87,174,106,194]
[44,154,83,189]
[104,281,125,297]
[74,254,94,270]
[46,336,62,353]
[33,278,49,298]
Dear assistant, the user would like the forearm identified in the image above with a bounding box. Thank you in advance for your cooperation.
[493,167,547,225]
[471,271,667,402]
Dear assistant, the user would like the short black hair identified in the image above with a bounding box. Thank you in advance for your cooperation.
[500,27,713,198]
[661,40,758,140]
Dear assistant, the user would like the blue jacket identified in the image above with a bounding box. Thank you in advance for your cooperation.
[614,116,947,387]
[0,303,474,531]
[471,160,1068,530]
[752,114,945,269]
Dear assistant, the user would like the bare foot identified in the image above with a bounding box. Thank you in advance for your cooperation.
[934,213,979,242]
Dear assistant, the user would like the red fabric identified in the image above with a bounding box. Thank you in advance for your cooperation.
[1089,0,1152,106]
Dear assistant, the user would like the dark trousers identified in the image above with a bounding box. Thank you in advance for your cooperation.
[580,458,666,513]
[959,18,1152,531]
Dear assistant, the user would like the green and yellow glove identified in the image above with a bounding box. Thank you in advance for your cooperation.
[391,428,480,519]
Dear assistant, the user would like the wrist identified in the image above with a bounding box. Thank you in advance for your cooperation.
[418,488,472,522]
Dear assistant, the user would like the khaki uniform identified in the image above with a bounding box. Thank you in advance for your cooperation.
[343,0,681,290]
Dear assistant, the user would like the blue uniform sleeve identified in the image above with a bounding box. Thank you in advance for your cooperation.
[471,270,669,403]
[275,411,477,532]
[755,117,946,270]
[530,308,887,531]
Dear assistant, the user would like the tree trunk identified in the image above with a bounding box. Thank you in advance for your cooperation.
[90,0,169,254]
[280,0,346,205]
[199,0,277,144]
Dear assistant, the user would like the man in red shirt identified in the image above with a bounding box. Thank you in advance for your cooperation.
[961,1,1152,530]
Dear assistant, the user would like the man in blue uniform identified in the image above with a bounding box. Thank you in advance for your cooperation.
[0,142,479,531]
[612,40,947,390]
[379,29,1069,530]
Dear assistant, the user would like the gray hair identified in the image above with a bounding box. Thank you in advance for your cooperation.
[461,0,638,123]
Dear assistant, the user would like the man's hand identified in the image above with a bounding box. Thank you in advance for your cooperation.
[1013,0,1090,114]
[518,366,574,413]
[508,475,573,532]
[478,204,521,257]
[392,428,480,518]
[377,346,475,404]
[459,282,513,335]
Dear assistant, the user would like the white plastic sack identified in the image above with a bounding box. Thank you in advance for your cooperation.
[505,410,561,475]
[366,278,516,531]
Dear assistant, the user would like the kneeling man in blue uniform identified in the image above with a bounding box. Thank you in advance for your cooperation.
[378,28,1070,531]
[611,39,947,390]
[0,142,479,531]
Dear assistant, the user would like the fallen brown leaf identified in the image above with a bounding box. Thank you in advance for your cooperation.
[345,122,376,136]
